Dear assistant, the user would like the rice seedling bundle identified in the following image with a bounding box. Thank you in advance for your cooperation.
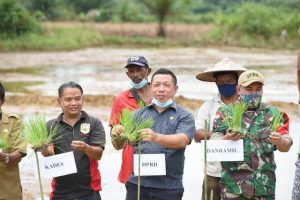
[223,101,247,134]
[0,137,9,149]
[270,109,284,132]
[117,108,154,145]
[22,114,62,149]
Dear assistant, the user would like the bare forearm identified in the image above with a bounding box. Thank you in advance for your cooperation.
[194,129,211,142]
[277,138,292,152]
[154,133,190,149]
[84,145,104,160]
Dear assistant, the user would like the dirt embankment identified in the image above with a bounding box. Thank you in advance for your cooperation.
[5,94,203,110]
[5,94,297,117]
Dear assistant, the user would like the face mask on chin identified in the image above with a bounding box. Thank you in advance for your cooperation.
[152,98,173,108]
[240,93,262,109]
[217,83,237,97]
[130,79,148,89]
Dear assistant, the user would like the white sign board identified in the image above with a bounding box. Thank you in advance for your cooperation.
[205,140,244,161]
[134,154,166,176]
[38,151,77,178]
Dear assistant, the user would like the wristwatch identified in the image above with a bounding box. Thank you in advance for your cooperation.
[3,154,9,164]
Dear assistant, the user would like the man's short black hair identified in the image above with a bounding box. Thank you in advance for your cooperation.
[58,81,83,97]
[0,82,5,101]
[151,68,177,86]
[213,71,239,82]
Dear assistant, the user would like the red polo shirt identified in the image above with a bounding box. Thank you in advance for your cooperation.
[110,90,139,183]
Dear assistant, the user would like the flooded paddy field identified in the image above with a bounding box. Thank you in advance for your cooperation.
[0,47,298,199]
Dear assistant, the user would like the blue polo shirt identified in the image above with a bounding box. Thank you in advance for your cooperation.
[127,102,195,189]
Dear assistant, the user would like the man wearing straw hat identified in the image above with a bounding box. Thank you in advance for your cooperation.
[0,82,27,200]
[195,58,247,200]
[212,70,292,199]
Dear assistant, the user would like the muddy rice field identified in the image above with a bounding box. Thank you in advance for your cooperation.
[0,47,299,200]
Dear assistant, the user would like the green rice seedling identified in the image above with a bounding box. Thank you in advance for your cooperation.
[119,108,154,145]
[22,114,57,200]
[270,109,284,132]
[0,137,9,149]
[111,100,147,149]
[137,99,145,108]
[22,114,63,149]
[223,101,247,134]
[116,104,153,200]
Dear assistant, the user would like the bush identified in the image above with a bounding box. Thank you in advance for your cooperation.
[214,3,300,39]
[0,0,41,37]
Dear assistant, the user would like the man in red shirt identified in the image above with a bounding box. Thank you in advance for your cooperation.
[110,55,152,183]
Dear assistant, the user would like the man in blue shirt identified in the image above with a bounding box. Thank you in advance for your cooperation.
[125,68,196,200]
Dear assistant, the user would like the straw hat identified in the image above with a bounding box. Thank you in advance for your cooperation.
[196,58,247,82]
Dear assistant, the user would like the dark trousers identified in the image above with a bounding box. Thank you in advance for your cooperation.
[125,182,184,200]
[202,175,221,200]
[55,192,101,200]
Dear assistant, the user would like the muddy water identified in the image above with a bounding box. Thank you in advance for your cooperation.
[0,47,298,200]
[1,47,298,103]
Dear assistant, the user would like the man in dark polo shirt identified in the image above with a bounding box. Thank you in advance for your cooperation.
[41,81,106,200]
[125,68,196,200]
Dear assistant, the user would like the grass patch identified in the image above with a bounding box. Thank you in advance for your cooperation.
[0,27,104,51]
[3,81,43,93]
[0,22,299,51]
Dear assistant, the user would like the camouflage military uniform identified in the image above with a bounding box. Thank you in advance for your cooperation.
[212,103,290,200]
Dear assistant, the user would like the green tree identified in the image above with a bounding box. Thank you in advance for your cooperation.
[96,0,117,22]
[23,0,69,20]
[0,0,41,37]
[139,0,190,37]
[67,0,102,13]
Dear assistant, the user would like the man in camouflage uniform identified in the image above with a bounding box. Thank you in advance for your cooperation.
[211,70,293,200]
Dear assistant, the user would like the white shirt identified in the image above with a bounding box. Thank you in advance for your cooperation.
[195,94,224,177]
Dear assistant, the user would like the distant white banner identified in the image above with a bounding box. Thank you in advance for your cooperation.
[38,151,77,178]
[205,140,244,161]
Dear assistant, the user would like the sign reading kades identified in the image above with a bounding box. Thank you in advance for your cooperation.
[134,154,166,176]
[39,151,77,178]
[205,140,244,161]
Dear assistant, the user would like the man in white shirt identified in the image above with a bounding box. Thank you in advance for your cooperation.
[195,58,246,200]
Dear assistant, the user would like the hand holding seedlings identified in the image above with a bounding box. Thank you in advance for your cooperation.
[111,124,125,136]
[39,144,55,157]
[139,128,158,142]
[269,132,282,146]
[223,129,243,141]
[71,140,87,152]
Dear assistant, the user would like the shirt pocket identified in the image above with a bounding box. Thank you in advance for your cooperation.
[159,118,177,135]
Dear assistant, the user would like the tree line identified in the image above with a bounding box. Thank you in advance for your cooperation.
[0,0,299,40]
